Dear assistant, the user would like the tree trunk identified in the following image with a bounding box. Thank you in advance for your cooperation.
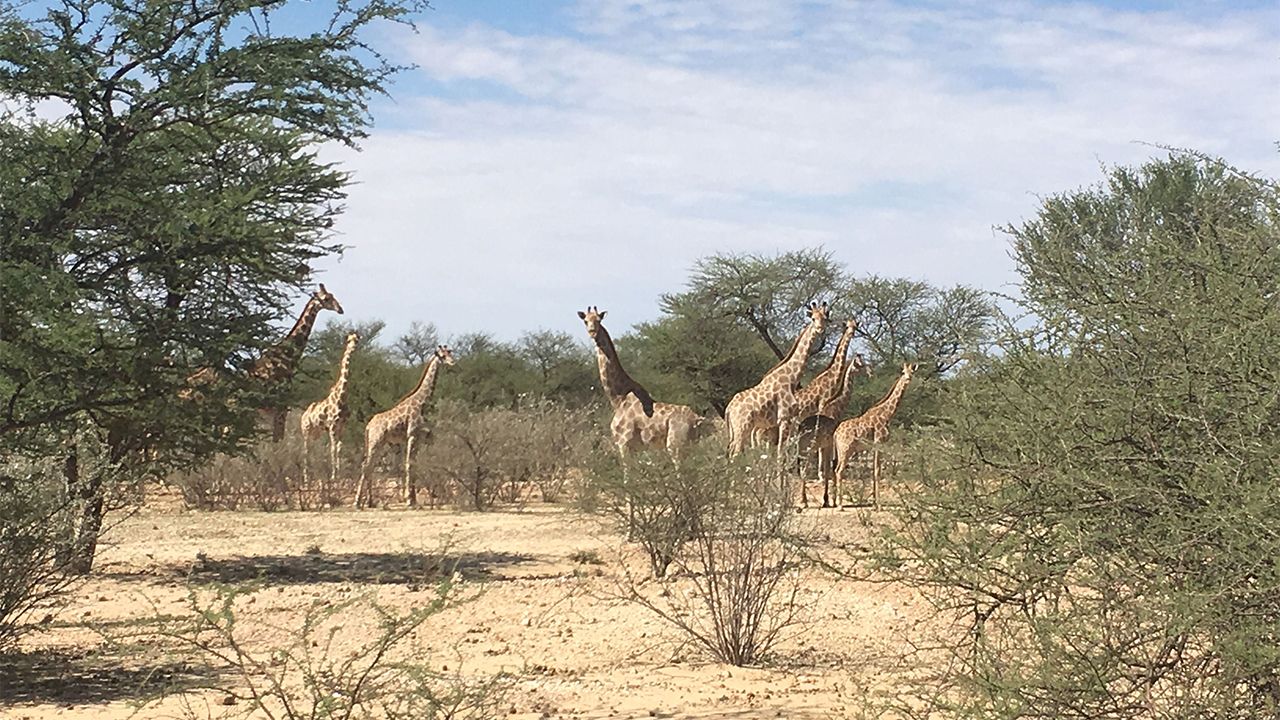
[59,439,105,576]
[67,469,104,575]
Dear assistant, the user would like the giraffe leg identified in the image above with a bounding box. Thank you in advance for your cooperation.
[301,431,311,491]
[405,431,417,508]
[776,419,793,504]
[356,432,378,509]
[270,409,287,443]
[812,445,827,508]
[329,427,341,507]
[872,448,881,510]
[355,460,370,510]
[616,443,637,541]
[833,450,848,510]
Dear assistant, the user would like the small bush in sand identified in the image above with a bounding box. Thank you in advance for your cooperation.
[593,446,810,666]
[117,581,511,720]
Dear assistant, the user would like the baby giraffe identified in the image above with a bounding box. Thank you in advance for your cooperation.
[355,345,456,509]
[831,362,916,509]
[300,332,359,494]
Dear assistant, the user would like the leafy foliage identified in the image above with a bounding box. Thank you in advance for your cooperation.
[876,155,1280,718]
[0,0,424,583]
[627,249,994,415]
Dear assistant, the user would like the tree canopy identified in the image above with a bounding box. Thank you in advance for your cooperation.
[881,154,1280,718]
[0,0,425,575]
[0,0,423,464]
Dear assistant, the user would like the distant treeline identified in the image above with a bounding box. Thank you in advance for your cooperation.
[291,247,997,441]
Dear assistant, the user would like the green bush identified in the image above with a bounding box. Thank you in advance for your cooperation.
[0,458,75,648]
[875,155,1280,718]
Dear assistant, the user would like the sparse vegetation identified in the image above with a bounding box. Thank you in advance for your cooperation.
[118,582,511,720]
[0,0,1269,708]
[0,458,76,648]
[592,446,810,666]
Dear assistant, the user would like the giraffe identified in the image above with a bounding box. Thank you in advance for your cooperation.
[750,318,857,449]
[796,352,871,506]
[300,331,359,494]
[577,307,705,461]
[791,318,858,426]
[831,362,917,509]
[248,284,345,441]
[819,352,871,419]
[725,302,829,456]
[355,345,456,509]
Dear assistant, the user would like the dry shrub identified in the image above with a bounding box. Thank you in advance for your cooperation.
[118,581,510,720]
[417,400,600,510]
[595,446,810,666]
[0,457,77,648]
[169,432,317,511]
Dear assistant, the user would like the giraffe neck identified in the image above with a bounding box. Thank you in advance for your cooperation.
[822,358,861,416]
[328,342,357,404]
[808,323,856,402]
[829,325,855,376]
[767,321,820,390]
[253,297,323,382]
[591,325,648,407]
[281,297,323,360]
[406,356,442,409]
[870,373,910,423]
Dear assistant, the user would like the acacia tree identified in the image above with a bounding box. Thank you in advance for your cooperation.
[671,248,844,358]
[0,0,425,582]
[633,248,994,415]
[392,321,440,365]
[878,155,1280,717]
[843,276,992,374]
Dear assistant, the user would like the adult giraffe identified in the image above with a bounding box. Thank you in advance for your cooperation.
[725,302,828,456]
[577,306,703,461]
[300,331,359,491]
[355,345,456,509]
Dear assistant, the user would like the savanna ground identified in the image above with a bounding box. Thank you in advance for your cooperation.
[1,488,926,719]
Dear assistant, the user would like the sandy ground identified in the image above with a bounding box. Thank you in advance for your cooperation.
[1,497,931,719]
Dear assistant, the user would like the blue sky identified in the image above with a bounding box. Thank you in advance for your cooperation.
[293,0,1280,342]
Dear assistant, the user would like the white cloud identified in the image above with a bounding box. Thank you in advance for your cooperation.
[316,0,1280,342]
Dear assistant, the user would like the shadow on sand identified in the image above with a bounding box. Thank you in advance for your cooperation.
[128,549,541,587]
[0,646,221,707]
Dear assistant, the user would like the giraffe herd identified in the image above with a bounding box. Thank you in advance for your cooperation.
[248,285,917,510]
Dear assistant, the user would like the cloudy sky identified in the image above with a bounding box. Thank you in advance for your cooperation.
[315,0,1280,342]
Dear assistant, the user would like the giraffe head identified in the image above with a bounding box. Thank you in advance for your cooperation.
[901,362,918,383]
[807,301,829,333]
[344,331,359,350]
[434,345,457,366]
[851,352,872,378]
[577,306,607,340]
[313,284,344,314]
